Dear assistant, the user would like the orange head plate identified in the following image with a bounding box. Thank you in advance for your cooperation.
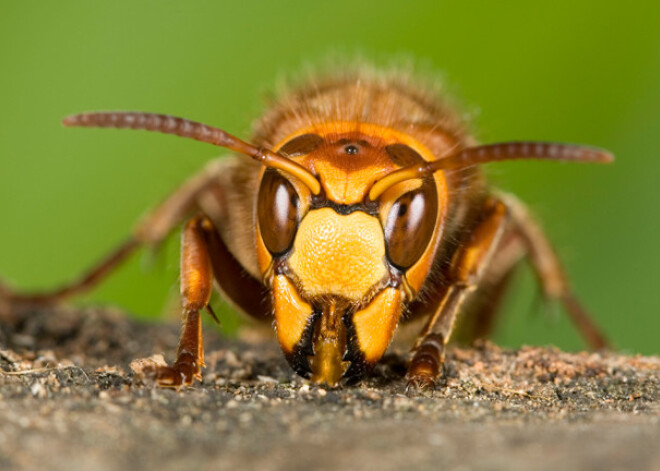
[256,122,448,385]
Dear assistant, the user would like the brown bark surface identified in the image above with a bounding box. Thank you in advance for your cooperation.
[0,305,658,471]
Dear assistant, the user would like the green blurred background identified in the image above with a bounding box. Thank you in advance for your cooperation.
[1,1,658,355]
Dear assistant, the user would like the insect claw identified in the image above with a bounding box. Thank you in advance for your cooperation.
[134,352,200,389]
[205,304,221,326]
[405,375,437,397]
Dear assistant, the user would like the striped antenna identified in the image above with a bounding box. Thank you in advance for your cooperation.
[369,142,613,200]
[62,112,321,195]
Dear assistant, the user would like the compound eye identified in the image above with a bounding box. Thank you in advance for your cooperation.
[384,182,438,270]
[258,169,300,255]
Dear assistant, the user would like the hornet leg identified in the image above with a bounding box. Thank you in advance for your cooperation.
[147,216,215,387]
[501,193,609,349]
[0,162,223,304]
[406,198,508,391]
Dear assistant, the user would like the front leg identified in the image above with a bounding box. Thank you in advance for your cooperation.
[148,216,214,387]
[407,199,508,391]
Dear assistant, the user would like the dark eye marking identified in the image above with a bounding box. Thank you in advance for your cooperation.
[279,133,323,157]
[385,143,425,167]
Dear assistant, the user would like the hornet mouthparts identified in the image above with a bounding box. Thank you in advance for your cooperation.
[285,298,368,387]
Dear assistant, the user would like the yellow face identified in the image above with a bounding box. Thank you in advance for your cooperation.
[255,122,448,385]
